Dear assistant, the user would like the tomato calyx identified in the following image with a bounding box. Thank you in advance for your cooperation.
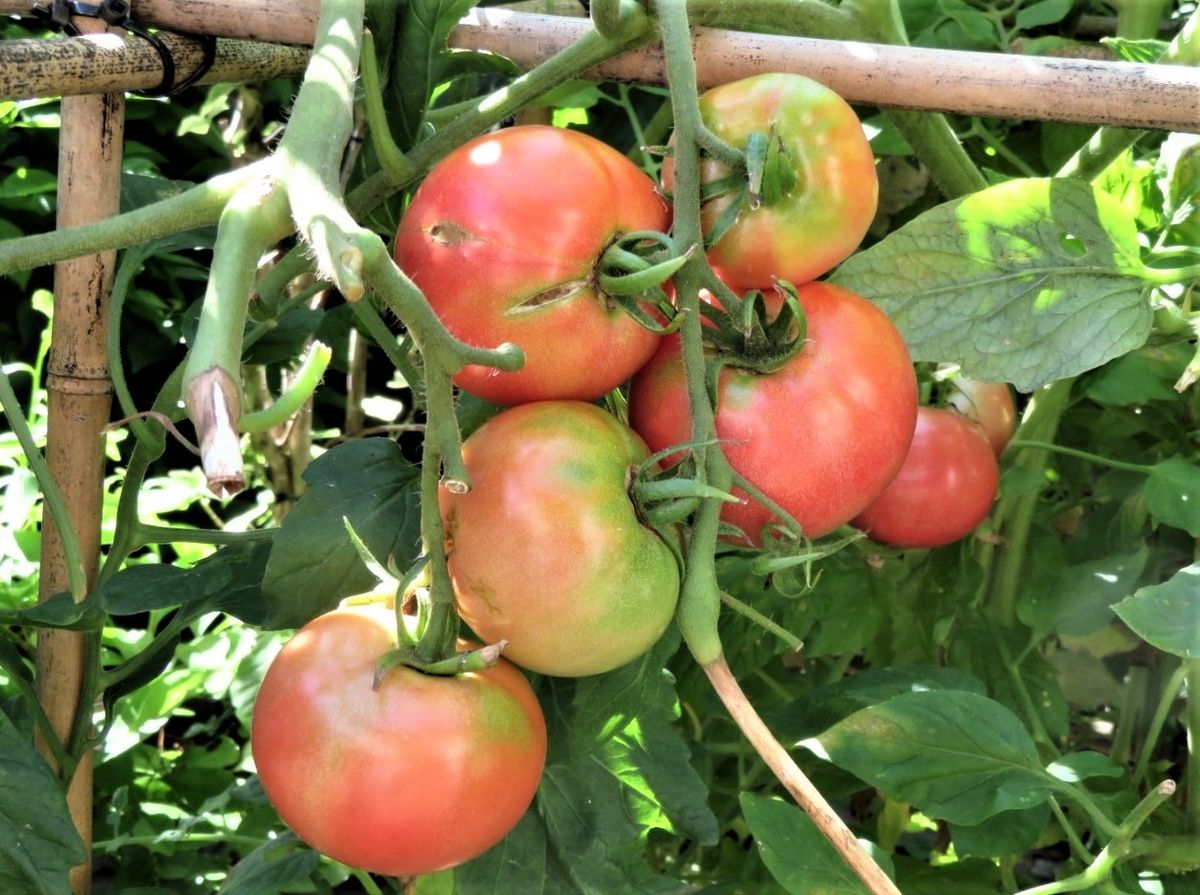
[744,128,799,210]
[373,640,509,689]
[595,230,689,334]
[696,277,810,375]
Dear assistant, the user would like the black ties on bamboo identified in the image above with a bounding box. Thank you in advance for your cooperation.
[28,0,217,96]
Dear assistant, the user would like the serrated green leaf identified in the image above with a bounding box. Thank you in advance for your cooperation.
[1085,343,1193,406]
[832,177,1151,391]
[220,834,319,894]
[261,439,420,629]
[1016,0,1072,30]
[1113,564,1200,658]
[533,634,711,894]
[1103,36,1169,64]
[809,691,1053,825]
[0,590,104,631]
[741,793,892,895]
[1046,751,1124,783]
[949,804,1050,858]
[0,710,86,895]
[767,665,986,743]
[1017,547,1147,638]
[454,811,576,895]
[1145,459,1200,536]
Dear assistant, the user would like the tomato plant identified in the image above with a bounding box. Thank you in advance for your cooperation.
[948,376,1018,456]
[629,282,917,544]
[394,125,670,405]
[251,603,547,877]
[661,73,878,290]
[852,406,1000,549]
[440,400,680,676]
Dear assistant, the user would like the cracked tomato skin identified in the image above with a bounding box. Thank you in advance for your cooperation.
[394,125,669,405]
[251,604,546,876]
[628,282,917,546]
[662,73,878,290]
[853,406,1000,549]
[440,401,679,677]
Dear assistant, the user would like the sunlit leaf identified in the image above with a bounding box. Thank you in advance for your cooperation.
[833,178,1150,391]
[1113,564,1200,658]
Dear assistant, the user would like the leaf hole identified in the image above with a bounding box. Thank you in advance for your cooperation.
[1058,232,1087,258]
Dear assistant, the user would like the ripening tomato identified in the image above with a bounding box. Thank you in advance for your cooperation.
[394,125,669,405]
[252,604,546,876]
[628,282,917,546]
[440,401,679,677]
[948,377,1017,456]
[853,406,1000,548]
[661,73,878,290]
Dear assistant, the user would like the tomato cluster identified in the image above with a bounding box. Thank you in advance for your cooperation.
[252,72,1015,880]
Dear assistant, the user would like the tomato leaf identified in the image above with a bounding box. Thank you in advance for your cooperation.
[948,804,1051,859]
[1145,459,1200,536]
[221,833,319,895]
[1017,547,1147,639]
[832,177,1151,391]
[534,633,715,892]
[453,812,576,895]
[807,690,1053,825]
[1015,0,1073,30]
[766,665,986,743]
[1047,751,1124,783]
[740,792,893,894]
[0,709,87,894]
[1113,564,1200,658]
[388,0,476,149]
[262,439,420,629]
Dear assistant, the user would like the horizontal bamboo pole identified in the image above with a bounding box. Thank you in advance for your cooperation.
[0,31,309,99]
[451,10,1200,133]
[0,6,1197,133]
[0,0,318,45]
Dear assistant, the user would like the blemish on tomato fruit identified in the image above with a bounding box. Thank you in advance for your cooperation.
[429,221,476,246]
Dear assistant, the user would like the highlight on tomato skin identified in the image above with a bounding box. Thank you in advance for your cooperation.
[628,281,918,546]
[852,406,1001,550]
[250,604,547,878]
[393,124,671,406]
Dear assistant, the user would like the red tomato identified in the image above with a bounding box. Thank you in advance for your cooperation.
[440,401,679,676]
[252,604,546,876]
[948,377,1017,456]
[853,406,1000,548]
[661,74,877,290]
[628,282,917,545]
[394,125,669,405]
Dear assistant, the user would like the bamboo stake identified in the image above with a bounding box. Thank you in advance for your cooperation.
[0,0,318,45]
[35,13,124,890]
[1,8,1198,133]
[0,32,309,101]
[449,10,1200,133]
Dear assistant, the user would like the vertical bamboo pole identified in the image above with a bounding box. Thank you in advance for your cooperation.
[36,15,125,893]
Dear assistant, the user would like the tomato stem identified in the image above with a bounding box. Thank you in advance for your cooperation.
[181,178,292,497]
[240,342,333,434]
[702,656,902,895]
[717,592,803,651]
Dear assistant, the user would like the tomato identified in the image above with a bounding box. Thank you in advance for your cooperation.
[394,125,670,405]
[661,73,877,290]
[852,406,1000,549]
[440,401,679,676]
[252,604,546,876]
[948,377,1017,456]
[628,282,917,546]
